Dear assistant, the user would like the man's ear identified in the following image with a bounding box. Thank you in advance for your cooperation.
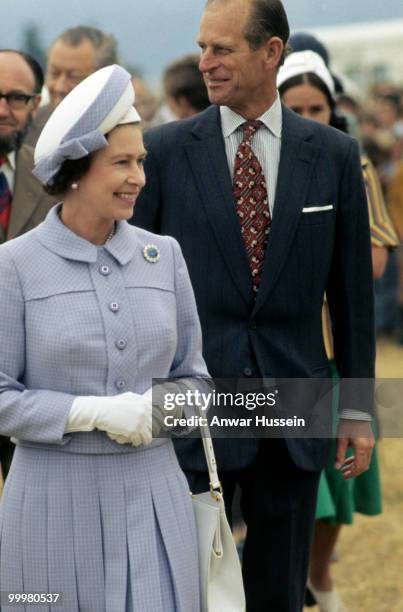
[31,94,42,116]
[263,36,284,70]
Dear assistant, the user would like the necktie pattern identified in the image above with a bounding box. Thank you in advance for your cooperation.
[0,156,12,233]
[233,121,271,293]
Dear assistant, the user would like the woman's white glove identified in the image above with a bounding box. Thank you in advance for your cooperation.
[65,392,152,446]
[105,384,183,444]
[107,388,153,446]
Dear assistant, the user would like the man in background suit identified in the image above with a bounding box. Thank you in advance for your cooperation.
[131,0,375,609]
[0,49,53,477]
[25,26,119,146]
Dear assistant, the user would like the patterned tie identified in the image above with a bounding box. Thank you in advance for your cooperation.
[233,120,271,293]
[0,156,12,233]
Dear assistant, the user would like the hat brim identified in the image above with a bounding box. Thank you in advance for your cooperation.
[118,106,141,125]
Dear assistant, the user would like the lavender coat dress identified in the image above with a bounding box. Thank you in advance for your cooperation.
[0,206,208,611]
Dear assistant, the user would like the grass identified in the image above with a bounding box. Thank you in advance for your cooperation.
[305,339,403,611]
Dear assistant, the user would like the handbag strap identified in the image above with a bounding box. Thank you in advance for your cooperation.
[198,408,222,493]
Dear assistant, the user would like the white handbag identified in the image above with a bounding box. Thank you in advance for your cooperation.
[191,418,246,612]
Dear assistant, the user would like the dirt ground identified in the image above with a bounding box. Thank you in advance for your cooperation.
[1,340,401,609]
[305,338,403,612]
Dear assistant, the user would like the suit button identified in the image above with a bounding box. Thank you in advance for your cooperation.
[109,302,119,313]
[99,264,110,276]
[243,368,253,377]
[115,378,126,390]
[116,338,127,350]
[249,321,257,330]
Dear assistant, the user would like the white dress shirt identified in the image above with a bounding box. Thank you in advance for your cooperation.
[0,151,16,194]
[220,94,282,216]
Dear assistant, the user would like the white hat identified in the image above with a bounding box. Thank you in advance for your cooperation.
[277,50,335,97]
[33,64,141,185]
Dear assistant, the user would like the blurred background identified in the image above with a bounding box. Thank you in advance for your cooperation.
[2,1,403,609]
[3,0,403,85]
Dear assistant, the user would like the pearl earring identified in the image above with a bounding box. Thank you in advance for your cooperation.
[71,182,79,190]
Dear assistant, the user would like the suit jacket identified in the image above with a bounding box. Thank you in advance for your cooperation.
[24,104,53,148]
[0,144,54,244]
[0,206,208,454]
[131,104,375,471]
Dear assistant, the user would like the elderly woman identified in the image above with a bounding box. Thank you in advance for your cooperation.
[0,65,206,611]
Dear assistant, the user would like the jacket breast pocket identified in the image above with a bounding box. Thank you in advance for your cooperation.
[299,205,335,225]
[24,290,106,388]
[125,282,178,354]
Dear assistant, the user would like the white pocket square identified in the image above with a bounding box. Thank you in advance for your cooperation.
[302,205,334,213]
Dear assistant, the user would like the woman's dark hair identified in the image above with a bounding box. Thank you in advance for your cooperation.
[278,72,348,133]
[44,155,93,196]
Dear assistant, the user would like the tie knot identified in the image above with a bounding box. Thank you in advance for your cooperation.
[0,156,6,168]
[242,120,262,143]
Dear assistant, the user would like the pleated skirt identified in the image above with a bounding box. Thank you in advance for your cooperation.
[0,442,200,612]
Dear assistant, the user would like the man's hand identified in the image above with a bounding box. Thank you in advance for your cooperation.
[335,419,375,479]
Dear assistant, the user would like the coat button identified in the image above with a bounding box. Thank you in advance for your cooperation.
[116,338,127,350]
[243,368,253,377]
[115,378,126,390]
[249,321,257,330]
[109,302,119,313]
[99,264,110,276]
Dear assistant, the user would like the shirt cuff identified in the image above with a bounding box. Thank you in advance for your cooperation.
[340,409,372,421]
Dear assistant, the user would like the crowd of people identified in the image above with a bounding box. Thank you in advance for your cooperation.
[0,0,402,610]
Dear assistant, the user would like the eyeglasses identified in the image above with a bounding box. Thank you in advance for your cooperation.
[0,92,37,110]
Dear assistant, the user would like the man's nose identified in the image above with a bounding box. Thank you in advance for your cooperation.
[0,96,11,117]
[49,75,71,101]
[199,49,218,74]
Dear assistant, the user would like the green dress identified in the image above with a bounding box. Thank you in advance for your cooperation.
[315,361,382,524]
[315,154,393,524]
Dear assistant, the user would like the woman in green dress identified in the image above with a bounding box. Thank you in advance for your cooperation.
[278,50,398,612]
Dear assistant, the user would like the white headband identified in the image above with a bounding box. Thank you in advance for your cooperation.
[277,50,335,97]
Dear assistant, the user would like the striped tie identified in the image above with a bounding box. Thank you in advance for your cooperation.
[0,156,12,233]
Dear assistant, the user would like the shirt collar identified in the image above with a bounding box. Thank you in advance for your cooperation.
[35,204,138,265]
[0,151,16,171]
[220,93,282,139]
[8,151,16,171]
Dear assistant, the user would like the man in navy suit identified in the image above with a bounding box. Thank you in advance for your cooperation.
[131,0,375,609]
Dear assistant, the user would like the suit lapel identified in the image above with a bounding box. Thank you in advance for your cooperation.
[185,106,254,308]
[254,107,319,313]
[7,145,43,240]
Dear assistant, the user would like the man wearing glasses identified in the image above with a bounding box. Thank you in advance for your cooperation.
[0,49,53,480]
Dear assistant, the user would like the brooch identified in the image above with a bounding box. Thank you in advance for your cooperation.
[143,244,160,263]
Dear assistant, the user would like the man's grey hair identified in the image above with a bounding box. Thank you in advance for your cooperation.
[51,26,120,68]
[205,0,290,65]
